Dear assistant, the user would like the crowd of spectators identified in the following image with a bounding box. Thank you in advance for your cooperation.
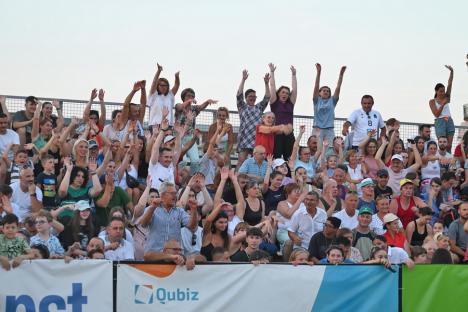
[0,62,467,271]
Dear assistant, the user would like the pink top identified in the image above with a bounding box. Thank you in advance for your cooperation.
[364,156,379,180]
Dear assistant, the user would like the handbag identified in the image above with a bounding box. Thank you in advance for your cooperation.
[125,170,139,188]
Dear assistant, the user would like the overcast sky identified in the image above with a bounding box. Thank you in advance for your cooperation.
[1,0,467,124]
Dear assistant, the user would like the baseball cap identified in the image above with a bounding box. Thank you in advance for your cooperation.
[88,139,98,149]
[399,178,413,188]
[383,213,399,224]
[360,178,374,188]
[163,135,176,144]
[272,159,286,170]
[327,216,342,229]
[391,154,403,162]
[75,200,92,212]
[359,206,374,215]
[376,169,389,177]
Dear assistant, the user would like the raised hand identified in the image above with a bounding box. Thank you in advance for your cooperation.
[315,63,321,72]
[140,80,146,89]
[24,143,35,151]
[157,63,163,72]
[264,73,270,84]
[175,71,180,79]
[267,154,273,167]
[52,100,61,109]
[220,167,229,180]
[133,81,141,92]
[28,183,36,194]
[88,157,97,171]
[105,174,114,187]
[340,66,347,76]
[98,89,105,102]
[444,65,453,72]
[299,125,306,134]
[90,89,98,101]
[228,168,237,181]
[290,65,297,75]
[242,69,249,81]
[0,96,5,105]
[70,117,79,127]
[206,99,218,106]
[63,157,73,171]
[268,63,276,73]
[323,139,330,148]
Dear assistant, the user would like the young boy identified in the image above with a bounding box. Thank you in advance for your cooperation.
[36,155,58,210]
[230,227,264,262]
[5,149,34,184]
[0,214,31,270]
[29,210,64,257]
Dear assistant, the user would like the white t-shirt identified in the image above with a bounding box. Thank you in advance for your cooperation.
[387,167,414,196]
[148,91,175,126]
[228,216,242,236]
[387,246,409,264]
[0,130,20,160]
[149,162,174,191]
[333,209,358,230]
[347,108,385,146]
[102,124,125,141]
[10,182,43,222]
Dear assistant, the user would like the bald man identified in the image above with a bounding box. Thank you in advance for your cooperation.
[10,168,43,221]
[144,239,195,270]
[239,145,268,183]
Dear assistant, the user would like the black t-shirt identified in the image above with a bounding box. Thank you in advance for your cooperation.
[230,250,250,262]
[263,187,285,216]
[374,185,393,200]
[36,172,57,208]
[308,232,334,260]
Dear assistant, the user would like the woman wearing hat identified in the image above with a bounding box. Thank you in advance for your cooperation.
[389,178,426,229]
[383,213,411,254]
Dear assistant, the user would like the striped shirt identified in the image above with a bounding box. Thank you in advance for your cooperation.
[145,206,191,252]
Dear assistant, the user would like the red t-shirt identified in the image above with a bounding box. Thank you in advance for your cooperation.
[384,231,407,249]
[454,144,464,167]
[255,124,274,155]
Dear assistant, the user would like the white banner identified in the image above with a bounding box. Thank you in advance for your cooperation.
[0,260,112,312]
[117,263,326,312]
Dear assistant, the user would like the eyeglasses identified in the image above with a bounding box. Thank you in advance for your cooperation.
[35,220,47,225]
[191,234,197,246]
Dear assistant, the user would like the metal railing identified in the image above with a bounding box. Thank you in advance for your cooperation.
[3,94,468,146]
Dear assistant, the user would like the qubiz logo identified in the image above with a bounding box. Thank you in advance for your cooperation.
[134,284,199,305]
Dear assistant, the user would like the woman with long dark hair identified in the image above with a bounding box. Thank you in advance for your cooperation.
[60,200,97,252]
[268,63,296,160]
[201,203,231,261]
[429,65,454,152]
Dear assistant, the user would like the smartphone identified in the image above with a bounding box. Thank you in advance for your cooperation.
[407,139,415,144]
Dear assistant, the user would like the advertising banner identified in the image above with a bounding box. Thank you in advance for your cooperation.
[402,265,468,312]
[0,260,113,312]
[117,263,398,312]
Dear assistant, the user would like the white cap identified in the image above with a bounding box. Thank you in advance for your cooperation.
[272,159,286,170]
[391,154,403,162]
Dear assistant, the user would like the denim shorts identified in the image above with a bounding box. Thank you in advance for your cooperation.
[434,117,455,137]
